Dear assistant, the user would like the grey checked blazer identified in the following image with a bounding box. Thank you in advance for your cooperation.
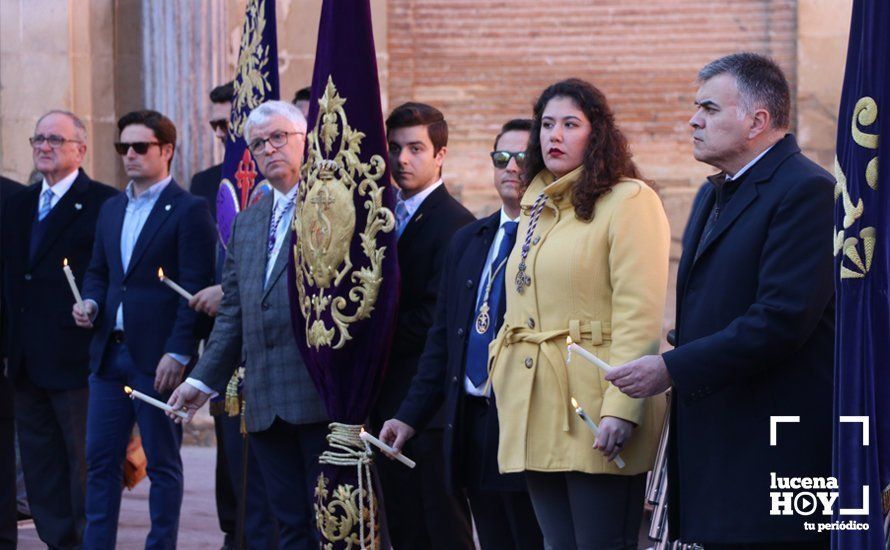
[190,191,327,432]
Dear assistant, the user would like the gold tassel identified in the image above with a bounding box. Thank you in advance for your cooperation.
[225,371,241,417]
[240,401,247,436]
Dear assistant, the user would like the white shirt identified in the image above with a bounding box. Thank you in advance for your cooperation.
[727,143,776,181]
[266,184,299,285]
[397,178,444,221]
[465,207,519,397]
[39,169,79,211]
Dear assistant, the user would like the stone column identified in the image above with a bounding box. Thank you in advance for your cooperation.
[796,0,853,170]
[141,0,228,186]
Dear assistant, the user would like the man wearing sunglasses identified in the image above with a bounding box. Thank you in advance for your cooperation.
[191,81,234,222]
[169,100,329,548]
[2,110,117,549]
[73,109,216,549]
[380,119,543,549]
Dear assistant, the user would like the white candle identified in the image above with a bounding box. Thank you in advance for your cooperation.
[124,385,188,420]
[566,336,613,374]
[62,258,85,311]
[570,397,626,469]
[360,428,416,469]
[157,268,194,301]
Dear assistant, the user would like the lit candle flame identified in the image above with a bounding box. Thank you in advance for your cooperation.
[360,427,366,435]
[566,336,574,345]
[571,397,580,409]
[63,258,69,267]
[124,386,133,395]
[157,267,165,279]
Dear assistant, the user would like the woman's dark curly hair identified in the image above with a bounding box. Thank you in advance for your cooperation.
[524,78,641,221]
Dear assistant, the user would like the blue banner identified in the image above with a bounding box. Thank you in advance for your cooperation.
[216,0,279,251]
[832,1,890,547]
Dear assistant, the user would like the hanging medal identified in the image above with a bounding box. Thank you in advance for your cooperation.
[475,257,509,335]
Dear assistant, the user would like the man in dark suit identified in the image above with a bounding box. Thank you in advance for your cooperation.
[1,174,25,549]
[188,80,243,550]
[190,81,233,222]
[380,119,543,549]
[2,111,118,549]
[169,100,328,549]
[607,53,834,547]
[73,110,216,549]
[370,102,475,549]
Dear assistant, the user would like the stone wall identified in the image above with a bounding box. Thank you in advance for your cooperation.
[0,0,853,325]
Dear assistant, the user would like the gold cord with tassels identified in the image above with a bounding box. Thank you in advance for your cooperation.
[317,422,378,549]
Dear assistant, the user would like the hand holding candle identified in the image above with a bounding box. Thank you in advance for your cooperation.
[157,267,194,301]
[124,386,189,419]
[62,258,85,311]
[360,427,416,468]
[566,336,613,374]
[571,397,626,469]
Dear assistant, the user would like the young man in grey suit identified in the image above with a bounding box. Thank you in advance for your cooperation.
[169,100,328,549]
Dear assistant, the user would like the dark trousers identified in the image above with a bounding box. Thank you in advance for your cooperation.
[463,397,542,550]
[14,374,88,549]
[219,413,278,550]
[214,414,237,545]
[705,543,829,549]
[525,470,646,550]
[249,418,326,550]
[377,428,475,550]
[0,405,15,549]
[83,342,183,550]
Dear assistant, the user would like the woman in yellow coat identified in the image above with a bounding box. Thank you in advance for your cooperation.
[488,78,670,549]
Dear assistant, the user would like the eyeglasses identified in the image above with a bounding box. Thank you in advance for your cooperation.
[209,119,229,132]
[29,134,82,148]
[114,142,161,155]
[248,131,305,155]
[490,150,527,169]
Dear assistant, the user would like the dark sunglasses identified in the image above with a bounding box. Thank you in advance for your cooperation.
[490,150,526,169]
[209,119,229,132]
[114,142,161,155]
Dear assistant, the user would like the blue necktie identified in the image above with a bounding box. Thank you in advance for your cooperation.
[465,221,518,388]
[37,188,53,221]
[395,200,409,238]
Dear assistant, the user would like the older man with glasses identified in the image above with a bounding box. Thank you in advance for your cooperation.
[1,110,117,549]
[169,100,329,549]
[73,109,216,549]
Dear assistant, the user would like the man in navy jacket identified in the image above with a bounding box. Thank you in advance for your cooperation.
[74,110,216,549]
[381,119,543,549]
[607,54,834,546]
[3,111,117,548]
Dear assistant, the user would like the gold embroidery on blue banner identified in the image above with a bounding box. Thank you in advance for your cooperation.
[835,97,879,280]
[230,0,272,142]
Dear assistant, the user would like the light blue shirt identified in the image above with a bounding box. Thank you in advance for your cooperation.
[116,177,188,366]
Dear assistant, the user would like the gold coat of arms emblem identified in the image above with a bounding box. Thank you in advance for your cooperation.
[292,77,395,350]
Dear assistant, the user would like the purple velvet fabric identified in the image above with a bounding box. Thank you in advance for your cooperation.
[287,0,399,546]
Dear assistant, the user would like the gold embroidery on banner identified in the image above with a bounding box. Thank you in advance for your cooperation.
[835,96,880,279]
[314,475,380,549]
[293,76,394,349]
[230,0,272,141]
